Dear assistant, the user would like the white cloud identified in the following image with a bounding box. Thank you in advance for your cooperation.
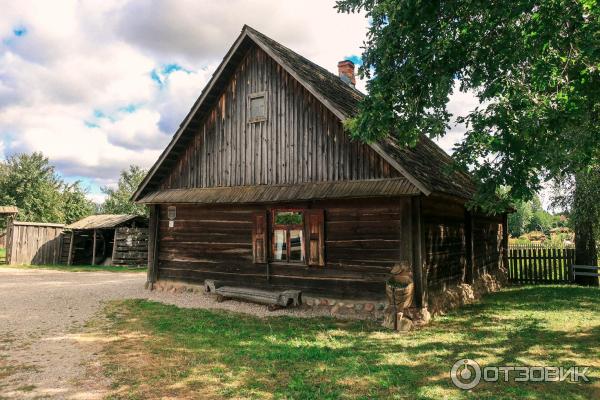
[0,0,389,195]
[432,85,481,154]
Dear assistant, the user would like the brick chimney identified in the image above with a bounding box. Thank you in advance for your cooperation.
[337,60,356,87]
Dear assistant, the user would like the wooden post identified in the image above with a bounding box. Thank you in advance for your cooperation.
[465,210,475,284]
[147,205,160,288]
[92,229,97,266]
[502,213,509,272]
[411,197,425,309]
[111,229,118,265]
[5,216,14,265]
[67,231,74,266]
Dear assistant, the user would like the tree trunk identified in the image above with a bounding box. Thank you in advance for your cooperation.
[573,174,599,286]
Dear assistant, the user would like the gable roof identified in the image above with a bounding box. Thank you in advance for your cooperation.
[133,25,475,202]
[67,214,146,230]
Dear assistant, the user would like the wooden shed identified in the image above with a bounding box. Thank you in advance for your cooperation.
[132,26,508,310]
[61,215,148,266]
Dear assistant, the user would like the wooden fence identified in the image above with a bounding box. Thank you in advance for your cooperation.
[508,246,575,284]
[6,221,65,265]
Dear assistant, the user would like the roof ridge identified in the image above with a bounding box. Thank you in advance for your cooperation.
[243,25,365,98]
[132,25,477,202]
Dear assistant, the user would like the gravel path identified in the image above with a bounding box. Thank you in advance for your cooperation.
[0,267,331,399]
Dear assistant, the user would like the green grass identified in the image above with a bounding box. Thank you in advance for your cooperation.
[0,247,5,260]
[98,285,600,399]
[2,264,145,273]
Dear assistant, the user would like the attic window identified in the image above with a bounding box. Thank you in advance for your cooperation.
[248,91,267,123]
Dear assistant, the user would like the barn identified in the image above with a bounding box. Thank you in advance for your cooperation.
[133,26,508,316]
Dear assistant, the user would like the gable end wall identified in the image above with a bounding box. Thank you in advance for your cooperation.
[159,45,400,190]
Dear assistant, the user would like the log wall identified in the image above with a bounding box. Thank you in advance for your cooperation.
[473,215,504,276]
[113,227,149,267]
[159,45,400,191]
[421,197,503,291]
[156,198,412,297]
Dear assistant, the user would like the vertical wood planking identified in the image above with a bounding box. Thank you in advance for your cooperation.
[158,45,400,192]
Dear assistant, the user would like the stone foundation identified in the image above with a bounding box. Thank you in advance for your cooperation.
[149,279,386,320]
[427,267,507,316]
[149,267,506,325]
[151,279,205,294]
[302,295,386,320]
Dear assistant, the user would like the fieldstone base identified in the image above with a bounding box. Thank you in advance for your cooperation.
[149,280,386,319]
[427,268,507,316]
[151,279,205,294]
[302,295,386,320]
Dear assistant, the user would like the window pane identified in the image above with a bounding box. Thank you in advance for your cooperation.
[275,211,303,225]
[289,229,304,262]
[250,96,265,119]
[273,229,287,261]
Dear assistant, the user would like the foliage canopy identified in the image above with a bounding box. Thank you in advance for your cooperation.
[0,152,95,224]
[336,0,599,211]
[101,165,148,216]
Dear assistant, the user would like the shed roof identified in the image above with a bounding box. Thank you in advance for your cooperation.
[0,206,19,215]
[138,178,420,205]
[132,25,476,203]
[67,214,144,230]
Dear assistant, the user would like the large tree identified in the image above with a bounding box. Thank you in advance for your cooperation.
[101,165,148,216]
[0,152,95,224]
[61,182,97,225]
[336,0,599,269]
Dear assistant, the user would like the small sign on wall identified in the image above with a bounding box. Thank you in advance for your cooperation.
[168,206,176,228]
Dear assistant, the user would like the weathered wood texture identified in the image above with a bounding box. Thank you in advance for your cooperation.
[473,214,503,276]
[508,246,574,284]
[6,222,64,265]
[59,232,72,264]
[422,198,467,289]
[159,45,400,191]
[112,227,149,266]
[156,198,411,297]
[147,205,160,284]
[421,197,503,290]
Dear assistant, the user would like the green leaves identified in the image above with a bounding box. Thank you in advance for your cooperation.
[0,152,95,224]
[101,165,148,216]
[337,0,600,212]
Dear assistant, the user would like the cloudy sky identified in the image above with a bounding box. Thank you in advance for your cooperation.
[0,0,475,203]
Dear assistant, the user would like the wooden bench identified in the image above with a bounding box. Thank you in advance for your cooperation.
[204,280,301,309]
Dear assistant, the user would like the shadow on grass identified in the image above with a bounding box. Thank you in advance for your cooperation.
[102,285,600,400]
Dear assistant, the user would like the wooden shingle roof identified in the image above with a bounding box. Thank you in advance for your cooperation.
[139,178,420,204]
[133,25,476,202]
[67,214,146,230]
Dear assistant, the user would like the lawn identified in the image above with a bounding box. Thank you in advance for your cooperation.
[96,285,600,400]
[2,264,145,273]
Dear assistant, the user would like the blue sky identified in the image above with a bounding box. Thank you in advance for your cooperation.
[0,0,473,204]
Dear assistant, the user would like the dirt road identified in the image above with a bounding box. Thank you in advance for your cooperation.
[0,268,147,399]
[0,267,331,399]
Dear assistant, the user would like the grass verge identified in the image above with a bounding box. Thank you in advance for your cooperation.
[95,285,600,399]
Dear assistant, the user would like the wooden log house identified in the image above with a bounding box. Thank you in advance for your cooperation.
[133,26,508,306]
